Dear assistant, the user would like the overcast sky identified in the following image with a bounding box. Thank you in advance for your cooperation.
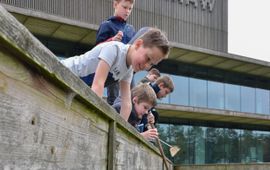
[228,0,270,62]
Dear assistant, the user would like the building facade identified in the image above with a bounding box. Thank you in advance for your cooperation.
[1,0,270,168]
[0,0,228,52]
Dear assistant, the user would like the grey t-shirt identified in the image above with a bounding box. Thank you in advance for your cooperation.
[61,41,133,86]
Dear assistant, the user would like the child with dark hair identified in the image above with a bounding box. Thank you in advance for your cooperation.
[140,68,161,84]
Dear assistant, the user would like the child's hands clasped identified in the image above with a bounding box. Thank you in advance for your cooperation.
[147,112,155,124]
[141,128,158,140]
[112,31,123,41]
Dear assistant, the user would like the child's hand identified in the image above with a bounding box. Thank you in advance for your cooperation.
[141,128,158,141]
[112,31,123,41]
[147,113,155,124]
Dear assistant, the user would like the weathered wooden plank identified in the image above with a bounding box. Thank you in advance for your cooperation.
[0,49,108,169]
[0,3,115,122]
[115,128,166,170]
[108,121,116,170]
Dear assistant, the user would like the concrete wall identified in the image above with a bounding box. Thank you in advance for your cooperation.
[175,163,270,170]
[0,0,228,52]
[0,5,171,170]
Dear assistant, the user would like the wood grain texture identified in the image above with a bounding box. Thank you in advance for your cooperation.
[115,128,170,170]
[0,50,108,169]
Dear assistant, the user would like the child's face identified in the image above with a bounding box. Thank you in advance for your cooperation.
[133,100,152,119]
[131,41,164,72]
[114,0,133,20]
[157,86,171,99]
[147,74,159,83]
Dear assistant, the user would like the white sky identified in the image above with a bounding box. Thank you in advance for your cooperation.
[228,0,270,62]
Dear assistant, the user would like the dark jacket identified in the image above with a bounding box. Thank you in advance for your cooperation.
[113,102,144,133]
[140,83,160,131]
[96,16,135,44]
[140,108,159,132]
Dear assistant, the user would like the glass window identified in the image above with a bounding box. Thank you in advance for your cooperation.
[159,94,170,104]
[190,126,206,164]
[224,129,241,163]
[241,86,255,113]
[205,127,225,163]
[190,78,207,107]
[172,125,190,164]
[158,123,270,165]
[157,124,189,164]
[208,81,224,109]
[170,75,189,105]
[133,71,147,85]
[225,84,240,111]
[240,130,257,163]
[136,73,270,115]
[256,131,270,162]
[256,88,270,114]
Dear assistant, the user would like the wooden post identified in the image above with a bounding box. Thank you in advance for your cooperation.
[107,121,116,170]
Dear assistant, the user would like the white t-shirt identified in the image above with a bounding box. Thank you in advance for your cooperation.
[61,41,133,86]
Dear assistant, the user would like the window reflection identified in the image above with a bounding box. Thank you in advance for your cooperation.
[134,73,270,115]
[241,86,255,113]
[205,128,224,163]
[134,71,147,85]
[256,88,270,114]
[208,81,224,109]
[158,123,270,165]
[170,75,189,105]
[225,84,241,111]
[190,78,207,107]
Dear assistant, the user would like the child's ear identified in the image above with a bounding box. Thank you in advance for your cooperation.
[134,39,143,50]
[113,1,118,8]
[132,96,138,104]
[158,82,164,88]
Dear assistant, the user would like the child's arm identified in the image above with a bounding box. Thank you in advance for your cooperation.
[119,80,132,121]
[91,59,110,97]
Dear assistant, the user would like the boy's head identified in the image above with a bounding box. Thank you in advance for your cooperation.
[129,28,170,72]
[113,0,135,21]
[131,84,157,119]
[146,68,160,83]
[155,75,174,99]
